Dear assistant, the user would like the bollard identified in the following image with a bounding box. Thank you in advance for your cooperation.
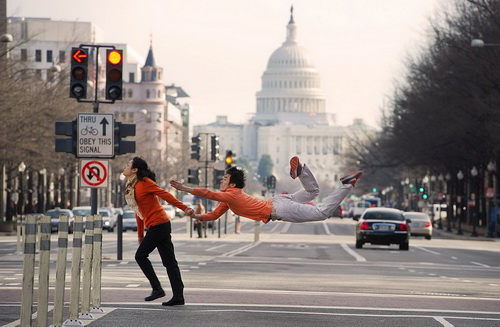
[15,215,23,255]
[79,215,94,320]
[19,215,37,327]
[91,215,104,313]
[254,220,260,242]
[51,215,69,327]
[63,215,84,327]
[117,214,123,260]
[37,215,51,327]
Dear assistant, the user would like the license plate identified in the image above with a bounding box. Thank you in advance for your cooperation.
[374,224,393,231]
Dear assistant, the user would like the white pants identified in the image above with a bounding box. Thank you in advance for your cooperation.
[271,164,352,223]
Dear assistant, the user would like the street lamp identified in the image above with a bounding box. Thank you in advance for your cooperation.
[487,160,497,237]
[445,173,452,232]
[59,168,66,208]
[17,162,26,215]
[470,166,479,237]
[456,170,464,235]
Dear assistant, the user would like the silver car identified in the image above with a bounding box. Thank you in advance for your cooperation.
[404,212,432,240]
[122,210,138,231]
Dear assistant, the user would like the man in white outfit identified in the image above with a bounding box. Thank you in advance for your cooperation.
[170,156,363,224]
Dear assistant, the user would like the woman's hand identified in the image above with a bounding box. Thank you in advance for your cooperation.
[138,236,144,244]
[184,207,194,217]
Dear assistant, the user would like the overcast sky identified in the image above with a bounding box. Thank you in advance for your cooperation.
[8,0,442,128]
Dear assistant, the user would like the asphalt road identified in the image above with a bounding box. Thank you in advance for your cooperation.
[1,217,499,326]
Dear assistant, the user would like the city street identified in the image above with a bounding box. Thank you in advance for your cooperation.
[1,217,500,326]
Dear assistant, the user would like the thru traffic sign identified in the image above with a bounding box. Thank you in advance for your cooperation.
[77,113,114,157]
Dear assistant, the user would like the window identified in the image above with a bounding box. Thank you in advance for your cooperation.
[128,89,133,98]
[146,90,150,99]
[35,50,42,62]
[59,50,66,63]
[129,72,135,83]
[20,49,27,62]
[46,50,53,62]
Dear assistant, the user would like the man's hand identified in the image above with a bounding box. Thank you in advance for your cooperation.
[184,207,194,217]
[170,180,191,192]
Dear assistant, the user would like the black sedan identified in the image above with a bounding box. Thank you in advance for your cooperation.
[354,208,410,250]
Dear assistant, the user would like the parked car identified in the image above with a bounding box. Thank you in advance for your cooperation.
[163,204,176,219]
[122,210,138,231]
[99,207,116,232]
[355,207,411,250]
[71,206,91,230]
[404,212,432,240]
[45,207,75,233]
[352,201,372,219]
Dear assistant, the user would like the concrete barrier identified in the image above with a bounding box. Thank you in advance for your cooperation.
[51,215,69,327]
[19,215,36,327]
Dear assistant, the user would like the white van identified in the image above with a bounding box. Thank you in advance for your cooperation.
[353,201,372,219]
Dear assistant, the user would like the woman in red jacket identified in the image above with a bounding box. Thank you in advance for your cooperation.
[123,157,194,306]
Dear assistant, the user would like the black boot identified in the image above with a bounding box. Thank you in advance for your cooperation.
[162,295,185,306]
[145,288,165,301]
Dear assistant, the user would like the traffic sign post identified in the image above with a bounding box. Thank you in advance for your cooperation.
[80,160,109,188]
[77,113,114,158]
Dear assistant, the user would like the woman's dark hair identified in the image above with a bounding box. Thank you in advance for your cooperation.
[226,166,245,188]
[131,157,156,182]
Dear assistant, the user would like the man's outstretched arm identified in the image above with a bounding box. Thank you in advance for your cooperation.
[170,180,195,194]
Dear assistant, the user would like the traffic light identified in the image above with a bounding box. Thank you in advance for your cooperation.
[418,186,428,200]
[225,150,234,169]
[69,47,89,99]
[55,121,77,154]
[187,168,200,185]
[105,49,123,101]
[114,122,136,155]
[372,188,378,193]
[213,169,225,188]
[191,136,201,160]
[266,175,276,189]
[210,135,219,161]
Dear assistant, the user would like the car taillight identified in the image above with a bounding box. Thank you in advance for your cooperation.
[425,222,431,227]
[399,223,408,231]
[360,221,370,230]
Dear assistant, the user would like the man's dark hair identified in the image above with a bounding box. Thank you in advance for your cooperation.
[226,166,245,188]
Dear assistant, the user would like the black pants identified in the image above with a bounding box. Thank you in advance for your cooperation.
[135,222,184,295]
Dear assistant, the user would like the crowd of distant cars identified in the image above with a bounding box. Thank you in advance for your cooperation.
[43,203,181,234]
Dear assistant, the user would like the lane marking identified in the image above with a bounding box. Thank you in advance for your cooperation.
[322,221,333,235]
[471,261,490,268]
[206,244,226,251]
[415,246,440,255]
[434,316,454,326]
[221,242,261,257]
[340,243,366,262]
[280,222,292,234]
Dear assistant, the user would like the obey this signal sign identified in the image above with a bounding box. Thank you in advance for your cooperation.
[80,159,109,188]
[77,113,114,158]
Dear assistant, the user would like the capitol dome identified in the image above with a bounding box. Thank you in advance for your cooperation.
[254,7,329,126]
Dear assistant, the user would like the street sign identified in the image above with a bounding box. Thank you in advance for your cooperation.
[77,113,114,157]
[80,159,109,188]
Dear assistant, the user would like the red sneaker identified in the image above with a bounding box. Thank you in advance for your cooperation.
[290,156,302,179]
[340,170,364,187]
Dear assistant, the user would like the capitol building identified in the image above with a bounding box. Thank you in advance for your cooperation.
[195,9,369,192]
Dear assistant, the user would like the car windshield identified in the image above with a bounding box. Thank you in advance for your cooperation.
[363,211,404,221]
[123,212,136,219]
[46,211,70,218]
[99,211,109,217]
[73,209,90,216]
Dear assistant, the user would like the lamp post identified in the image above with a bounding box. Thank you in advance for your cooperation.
[487,160,497,237]
[445,173,452,232]
[17,162,26,215]
[59,168,66,208]
[457,170,464,235]
[38,168,47,213]
[438,173,444,229]
[470,166,479,236]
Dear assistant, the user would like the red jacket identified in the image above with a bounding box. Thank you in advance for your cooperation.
[134,177,187,238]
[192,187,272,223]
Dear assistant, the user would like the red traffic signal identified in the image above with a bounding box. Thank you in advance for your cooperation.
[69,47,89,99]
[105,49,123,101]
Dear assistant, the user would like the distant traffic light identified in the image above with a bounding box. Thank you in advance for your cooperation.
[213,169,225,188]
[372,188,377,193]
[114,122,136,155]
[187,168,200,185]
[266,175,276,189]
[225,150,234,169]
[191,136,201,160]
[105,49,123,101]
[69,47,89,99]
[210,135,219,161]
[55,121,77,154]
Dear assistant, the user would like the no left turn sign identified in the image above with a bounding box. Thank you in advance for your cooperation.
[80,159,109,188]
